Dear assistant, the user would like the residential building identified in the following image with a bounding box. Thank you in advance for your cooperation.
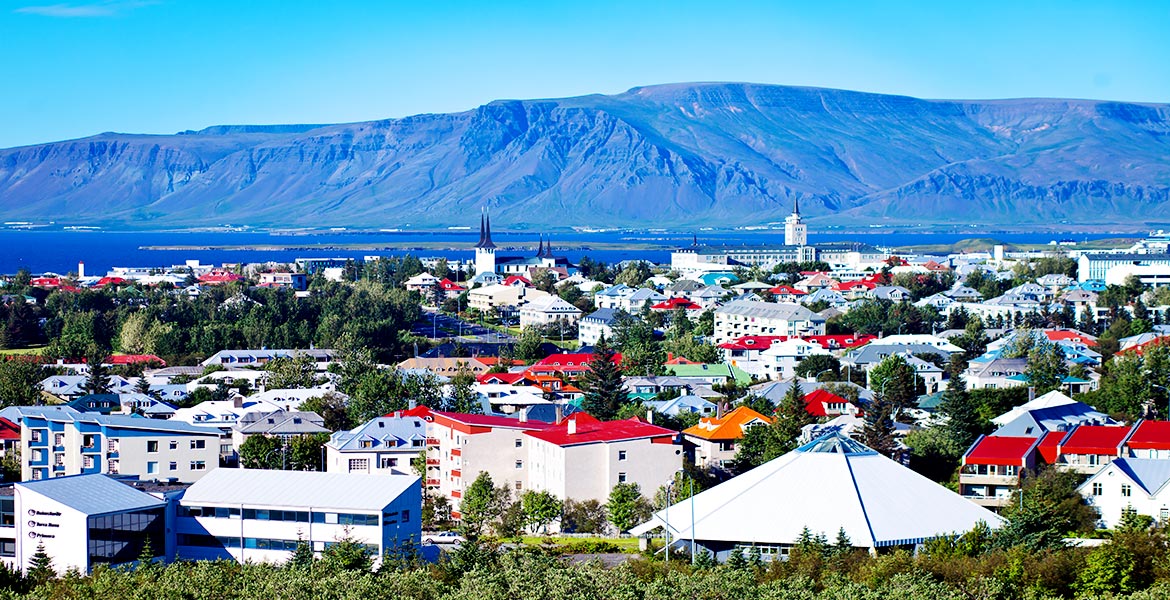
[175,469,420,566]
[525,414,682,502]
[199,349,338,370]
[1051,425,1132,474]
[759,338,830,381]
[467,283,549,312]
[231,411,328,452]
[1,406,220,483]
[578,308,621,345]
[713,301,826,344]
[257,272,308,291]
[519,296,583,329]
[326,415,430,476]
[683,406,773,469]
[1079,458,1170,528]
[959,435,1043,508]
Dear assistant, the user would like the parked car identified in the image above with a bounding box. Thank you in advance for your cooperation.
[422,531,465,545]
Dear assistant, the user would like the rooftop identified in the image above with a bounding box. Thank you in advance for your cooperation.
[525,414,677,447]
[964,435,1039,466]
[18,474,166,515]
[181,468,419,511]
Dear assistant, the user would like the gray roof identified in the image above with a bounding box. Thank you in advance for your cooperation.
[0,405,219,435]
[843,344,957,366]
[19,474,165,515]
[1115,458,1170,495]
[582,308,621,325]
[181,468,419,511]
[327,416,429,451]
[716,300,824,322]
[751,380,874,403]
[236,411,328,435]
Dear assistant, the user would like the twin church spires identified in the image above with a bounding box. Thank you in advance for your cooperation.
[475,207,554,256]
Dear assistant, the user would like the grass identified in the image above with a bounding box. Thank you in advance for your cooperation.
[0,345,46,355]
[518,536,641,552]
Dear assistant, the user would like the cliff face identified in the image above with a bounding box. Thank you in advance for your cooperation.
[1,83,1168,228]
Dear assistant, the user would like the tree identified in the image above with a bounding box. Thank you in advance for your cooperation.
[996,465,1098,551]
[445,364,482,413]
[731,421,787,473]
[858,392,897,457]
[239,434,285,469]
[319,536,373,573]
[561,499,608,534]
[614,262,652,287]
[611,313,665,377]
[459,472,503,537]
[299,392,352,431]
[867,354,921,420]
[287,433,328,471]
[26,542,54,587]
[82,347,111,395]
[578,335,627,420]
[520,490,562,534]
[514,326,546,363]
[937,355,984,451]
[1024,339,1068,395]
[286,538,316,570]
[772,380,813,452]
[265,354,323,389]
[607,482,652,533]
[0,358,47,407]
[794,355,841,380]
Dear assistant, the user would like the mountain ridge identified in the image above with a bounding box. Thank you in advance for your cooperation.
[1,82,1168,229]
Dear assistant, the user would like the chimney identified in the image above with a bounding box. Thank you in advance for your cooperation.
[393,410,401,418]
[567,417,577,435]
[1028,387,1035,401]
[519,408,528,423]
[233,396,243,408]
[646,410,654,424]
[555,404,564,424]
[77,261,85,279]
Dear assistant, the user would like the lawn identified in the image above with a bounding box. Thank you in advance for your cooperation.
[0,345,46,355]
[518,536,641,553]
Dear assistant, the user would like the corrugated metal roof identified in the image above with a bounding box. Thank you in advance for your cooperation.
[18,474,165,515]
[181,469,418,511]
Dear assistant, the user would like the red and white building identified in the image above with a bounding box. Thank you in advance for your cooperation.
[959,435,1044,507]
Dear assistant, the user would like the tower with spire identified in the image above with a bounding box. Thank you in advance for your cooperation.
[784,198,807,247]
[475,207,497,275]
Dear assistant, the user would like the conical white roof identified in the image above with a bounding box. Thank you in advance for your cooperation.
[630,434,1002,548]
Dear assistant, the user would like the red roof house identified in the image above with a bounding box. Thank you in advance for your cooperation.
[198,270,245,284]
[1124,420,1170,458]
[1055,425,1130,473]
[801,389,857,418]
[651,297,702,311]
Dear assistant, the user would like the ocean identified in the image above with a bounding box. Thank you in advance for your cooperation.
[0,228,1131,276]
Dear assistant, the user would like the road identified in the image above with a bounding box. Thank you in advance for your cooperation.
[411,310,515,343]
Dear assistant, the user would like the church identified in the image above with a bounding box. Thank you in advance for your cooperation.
[670,201,888,276]
[472,210,574,278]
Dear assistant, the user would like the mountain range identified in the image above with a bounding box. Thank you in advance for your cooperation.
[1,82,1168,230]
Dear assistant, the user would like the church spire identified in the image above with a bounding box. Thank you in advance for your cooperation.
[475,207,496,249]
[794,197,800,217]
[543,235,553,257]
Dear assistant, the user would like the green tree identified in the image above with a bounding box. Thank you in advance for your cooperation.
[459,472,504,537]
[286,538,316,570]
[794,355,841,380]
[938,355,984,451]
[578,335,627,420]
[287,433,328,471]
[1076,542,1136,596]
[1024,339,1068,395]
[859,392,897,457]
[519,490,562,534]
[82,347,111,395]
[731,421,787,473]
[607,482,652,533]
[996,465,1098,551]
[867,354,921,419]
[319,536,373,573]
[772,380,813,452]
[0,358,47,407]
[299,392,352,431]
[561,499,607,534]
[265,354,323,389]
[614,262,652,287]
[239,434,286,469]
[514,326,546,363]
[611,313,664,376]
[26,542,54,587]
[445,364,482,413]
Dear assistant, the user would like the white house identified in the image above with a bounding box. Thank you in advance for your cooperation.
[1079,458,1170,528]
[519,296,583,329]
[326,415,430,476]
[759,338,830,381]
[713,301,826,345]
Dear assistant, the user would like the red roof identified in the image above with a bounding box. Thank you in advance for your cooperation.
[768,285,807,296]
[503,275,531,287]
[1059,425,1129,455]
[1037,431,1066,463]
[108,354,166,366]
[801,389,850,418]
[922,260,950,271]
[651,297,702,310]
[964,435,1039,466]
[524,414,677,447]
[0,417,20,441]
[95,276,128,287]
[30,277,61,288]
[401,406,555,431]
[1125,421,1170,451]
[439,279,467,291]
[477,372,526,384]
[718,334,876,352]
[804,334,877,350]
[1119,336,1170,357]
[1044,329,1097,347]
[718,335,786,350]
[198,271,244,284]
[832,280,877,292]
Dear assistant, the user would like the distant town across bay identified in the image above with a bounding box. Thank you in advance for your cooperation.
[0,227,1138,276]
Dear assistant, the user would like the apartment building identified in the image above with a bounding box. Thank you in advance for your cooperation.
[325,415,429,476]
[713,301,825,345]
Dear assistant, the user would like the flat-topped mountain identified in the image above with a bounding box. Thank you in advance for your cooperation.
[1,83,1168,229]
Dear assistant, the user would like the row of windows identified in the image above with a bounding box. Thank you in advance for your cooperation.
[180,506,392,526]
[179,534,377,555]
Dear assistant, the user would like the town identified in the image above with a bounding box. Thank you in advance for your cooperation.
[0,204,1167,596]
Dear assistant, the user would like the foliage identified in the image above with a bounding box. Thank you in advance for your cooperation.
[286,433,329,471]
[578,335,627,420]
[239,434,286,469]
[731,420,789,473]
[607,482,652,533]
[1024,339,1068,395]
[459,472,504,538]
[265,354,325,389]
[996,465,1098,551]
[936,355,985,451]
[299,392,352,432]
[794,355,841,380]
[772,380,814,452]
[867,354,922,419]
[858,391,897,457]
[445,364,482,413]
[561,499,608,534]
[519,490,562,535]
[0,358,48,407]
[26,542,54,588]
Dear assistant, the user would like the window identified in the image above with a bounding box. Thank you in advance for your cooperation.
[83,435,97,449]
[108,459,119,474]
[169,441,178,450]
[54,453,64,466]
[348,458,369,472]
[146,461,158,474]
[401,510,410,523]
[515,439,523,448]
[169,461,177,471]
[1122,484,1132,497]
[618,450,627,461]
[53,433,64,446]
[618,472,627,483]
[29,430,42,443]
[31,449,43,462]
[83,456,94,469]
[147,441,159,453]
[107,439,119,453]
[1092,483,1103,496]
[515,460,523,469]
[190,461,206,470]
[359,440,373,449]
[191,439,206,450]
[379,457,398,469]
[515,480,523,491]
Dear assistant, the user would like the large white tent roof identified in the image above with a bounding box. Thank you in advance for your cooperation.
[630,434,1003,548]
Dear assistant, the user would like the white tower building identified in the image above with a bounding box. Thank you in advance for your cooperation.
[474,209,497,275]
[784,199,807,247]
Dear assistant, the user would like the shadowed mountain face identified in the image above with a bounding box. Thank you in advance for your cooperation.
[1,83,1168,229]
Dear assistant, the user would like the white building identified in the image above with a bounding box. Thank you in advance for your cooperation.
[759,338,830,381]
[467,283,549,312]
[524,414,682,502]
[578,308,621,345]
[1079,457,1170,528]
[519,296,583,329]
[175,469,420,567]
[326,415,430,476]
[713,301,826,344]
[4,475,167,574]
[0,406,220,483]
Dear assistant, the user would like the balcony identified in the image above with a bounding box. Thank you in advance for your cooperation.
[425,479,439,486]
[425,459,440,466]
[451,470,461,478]
[451,490,462,499]
[958,473,1019,486]
[962,494,1013,508]
[451,449,461,457]
[426,438,439,446]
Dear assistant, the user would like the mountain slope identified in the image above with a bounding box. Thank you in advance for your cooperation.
[1,83,1168,228]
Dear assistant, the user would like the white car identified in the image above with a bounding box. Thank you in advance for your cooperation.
[423,531,465,545]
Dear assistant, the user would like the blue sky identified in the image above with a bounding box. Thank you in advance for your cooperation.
[1,0,1167,148]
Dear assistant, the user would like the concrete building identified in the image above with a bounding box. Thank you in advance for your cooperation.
[1078,252,1170,282]
[524,414,682,502]
[578,308,621,345]
[326,415,430,476]
[518,296,583,329]
[713,301,826,344]
[0,406,220,483]
[683,406,773,469]
[467,283,549,312]
[175,469,420,566]
[959,435,1043,508]
[1079,458,1170,528]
